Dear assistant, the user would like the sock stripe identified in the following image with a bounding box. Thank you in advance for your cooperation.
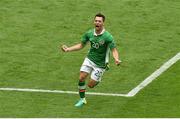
[79,89,86,92]
[78,85,86,89]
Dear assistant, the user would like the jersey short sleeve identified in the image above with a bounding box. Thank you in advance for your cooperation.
[81,31,90,45]
[108,35,116,49]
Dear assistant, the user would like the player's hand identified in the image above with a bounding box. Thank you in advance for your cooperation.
[61,45,69,52]
[115,59,122,66]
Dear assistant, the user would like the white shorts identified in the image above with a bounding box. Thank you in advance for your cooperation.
[80,58,105,82]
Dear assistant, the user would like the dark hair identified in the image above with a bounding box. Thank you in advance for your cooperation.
[95,13,105,22]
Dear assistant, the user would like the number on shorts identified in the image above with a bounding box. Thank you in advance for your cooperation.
[95,70,103,78]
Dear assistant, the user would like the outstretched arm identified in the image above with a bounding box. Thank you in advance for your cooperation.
[111,48,121,66]
[61,43,84,52]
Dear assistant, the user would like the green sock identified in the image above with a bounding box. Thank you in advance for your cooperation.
[78,81,86,98]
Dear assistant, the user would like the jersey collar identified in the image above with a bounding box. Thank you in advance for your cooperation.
[94,28,105,36]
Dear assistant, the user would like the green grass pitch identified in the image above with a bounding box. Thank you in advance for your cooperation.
[0,0,180,117]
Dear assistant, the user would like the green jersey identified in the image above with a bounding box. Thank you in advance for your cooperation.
[81,29,116,69]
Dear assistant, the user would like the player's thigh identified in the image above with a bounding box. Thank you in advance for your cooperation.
[80,65,92,81]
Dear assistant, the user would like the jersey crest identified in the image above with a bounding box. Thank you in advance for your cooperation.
[99,40,105,45]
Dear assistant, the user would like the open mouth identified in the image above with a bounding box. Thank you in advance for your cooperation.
[96,25,100,28]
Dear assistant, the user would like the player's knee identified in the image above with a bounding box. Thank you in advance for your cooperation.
[79,76,86,81]
[88,83,95,88]
[79,72,88,81]
[79,74,85,80]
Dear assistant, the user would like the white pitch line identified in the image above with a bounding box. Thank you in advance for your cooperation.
[0,87,129,97]
[127,52,180,97]
[0,52,179,97]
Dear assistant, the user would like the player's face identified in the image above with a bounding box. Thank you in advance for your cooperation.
[94,17,104,31]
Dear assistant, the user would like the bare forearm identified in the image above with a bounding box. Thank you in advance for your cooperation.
[112,48,119,60]
[112,48,121,65]
[62,43,84,52]
[67,43,84,52]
